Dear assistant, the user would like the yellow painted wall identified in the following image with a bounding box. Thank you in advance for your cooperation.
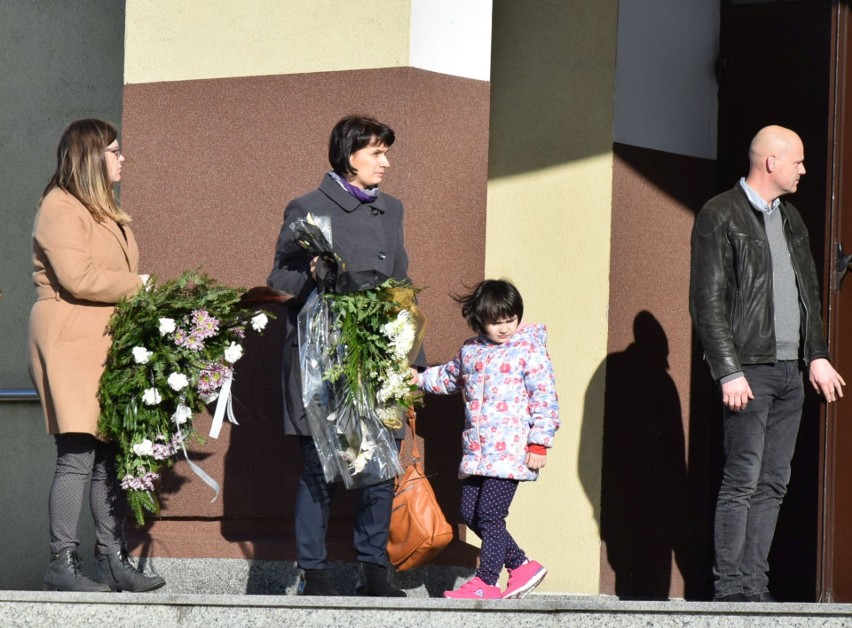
[124,0,412,84]
[487,1,618,594]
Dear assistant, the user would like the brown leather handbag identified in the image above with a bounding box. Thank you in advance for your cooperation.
[387,410,454,571]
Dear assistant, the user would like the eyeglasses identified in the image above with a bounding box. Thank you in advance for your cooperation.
[106,147,122,159]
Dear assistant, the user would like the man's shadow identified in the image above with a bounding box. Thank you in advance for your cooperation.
[581,311,704,599]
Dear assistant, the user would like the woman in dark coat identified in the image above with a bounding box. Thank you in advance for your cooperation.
[268,115,417,596]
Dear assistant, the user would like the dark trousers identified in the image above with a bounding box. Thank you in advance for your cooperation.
[49,433,126,555]
[713,361,804,597]
[295,436,394,569]
[461,475,526,586]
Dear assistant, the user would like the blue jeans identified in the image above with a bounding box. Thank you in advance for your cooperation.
[713,361,804,598]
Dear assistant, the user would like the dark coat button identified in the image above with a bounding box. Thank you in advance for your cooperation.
[378,252,386,260]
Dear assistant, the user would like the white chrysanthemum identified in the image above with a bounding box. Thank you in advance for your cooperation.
[167,372,189,391]
[132,346,153,364]
[224,342,243,364]
[142,387,162,406]
[392,324,416,359]
[382,310,416,361]
[377,368,409,404]
[158,317,176,336]
[171,403,192,425]
[132,439,154,457]
[251,313,268,332]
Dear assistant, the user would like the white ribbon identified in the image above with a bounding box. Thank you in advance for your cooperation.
[175,422,220,503]
[208,373,239,438]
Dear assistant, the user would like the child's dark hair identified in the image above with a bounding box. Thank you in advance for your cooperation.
[453,279,524,336]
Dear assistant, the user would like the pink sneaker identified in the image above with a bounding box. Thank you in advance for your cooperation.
[443,576,502,599]
[503,560,547,599]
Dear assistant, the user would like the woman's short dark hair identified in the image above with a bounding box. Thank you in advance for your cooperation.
[453,279,524,336]
[328,115,395,176]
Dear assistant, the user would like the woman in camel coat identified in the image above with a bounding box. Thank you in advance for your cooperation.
[29,119,164,593]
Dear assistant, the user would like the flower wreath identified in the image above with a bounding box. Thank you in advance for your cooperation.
[97,271,271,524]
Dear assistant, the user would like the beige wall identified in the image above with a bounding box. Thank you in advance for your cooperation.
[487,1,619,594]
[124,0,412,83]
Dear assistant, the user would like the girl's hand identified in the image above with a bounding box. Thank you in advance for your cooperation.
[408,367,420,387]
[310,256,319,280]
[525,452,546,470]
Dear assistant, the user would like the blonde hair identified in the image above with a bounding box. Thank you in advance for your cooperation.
[40,119,131,223]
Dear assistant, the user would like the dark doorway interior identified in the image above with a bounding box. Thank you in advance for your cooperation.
[711,0,833,602]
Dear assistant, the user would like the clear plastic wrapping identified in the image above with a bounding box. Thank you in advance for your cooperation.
[299,289,404,488]
[294,214,404,488]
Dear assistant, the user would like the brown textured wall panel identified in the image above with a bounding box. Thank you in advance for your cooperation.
[600,143,717,599]
[120,68,489,559]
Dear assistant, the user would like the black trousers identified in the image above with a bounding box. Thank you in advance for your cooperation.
[294,436,394,569]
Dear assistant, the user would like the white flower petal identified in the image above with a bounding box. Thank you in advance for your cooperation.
[167,372,189,391]
[158,317,176,336]
[251,313,268,332]
[224,342,243,364]
[171,403,192,425]
[132,438,154,457]
[142,387,162,406]
[132,346,152,364]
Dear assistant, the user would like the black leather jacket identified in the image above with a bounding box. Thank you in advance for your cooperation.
[689,184,829,381]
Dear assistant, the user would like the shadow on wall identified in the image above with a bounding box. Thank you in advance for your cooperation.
[579,312,708,600]
[488,0,617,179]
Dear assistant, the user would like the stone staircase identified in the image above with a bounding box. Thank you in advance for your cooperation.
[4,559,852,627]
[3,591,852,627]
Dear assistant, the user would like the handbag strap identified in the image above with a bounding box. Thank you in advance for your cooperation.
[404,407,422,462]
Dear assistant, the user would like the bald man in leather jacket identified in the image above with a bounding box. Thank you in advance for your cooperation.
[690,125,844,603]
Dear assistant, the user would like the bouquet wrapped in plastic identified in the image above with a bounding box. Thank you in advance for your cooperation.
[295,215,424,488]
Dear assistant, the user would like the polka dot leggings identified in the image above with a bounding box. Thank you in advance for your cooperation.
[461,475,526,586]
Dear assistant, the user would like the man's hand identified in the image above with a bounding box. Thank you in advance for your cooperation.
[721,375,754,412]
[809,358,846,403]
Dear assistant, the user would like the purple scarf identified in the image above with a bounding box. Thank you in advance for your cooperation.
[328,171,379,204]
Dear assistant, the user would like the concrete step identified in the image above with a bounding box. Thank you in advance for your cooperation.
[8,558,852,627]
[3,591,852,628]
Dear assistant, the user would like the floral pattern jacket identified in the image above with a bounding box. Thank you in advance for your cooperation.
[420,323,560,481]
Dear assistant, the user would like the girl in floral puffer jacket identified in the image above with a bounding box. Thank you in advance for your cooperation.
[414,279,559,600]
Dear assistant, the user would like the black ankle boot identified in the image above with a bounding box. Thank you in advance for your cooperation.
[300,568,340,596]
[43,548,110,592]
[355,562,406,597]
[96,546,165,592]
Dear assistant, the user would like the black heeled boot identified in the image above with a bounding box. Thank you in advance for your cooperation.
[355,562,406,597]
[300,568,340,596]
[96,546,166,592]
[43,548,111,592]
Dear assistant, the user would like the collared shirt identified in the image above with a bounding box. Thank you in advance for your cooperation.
[740,177,780,215]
